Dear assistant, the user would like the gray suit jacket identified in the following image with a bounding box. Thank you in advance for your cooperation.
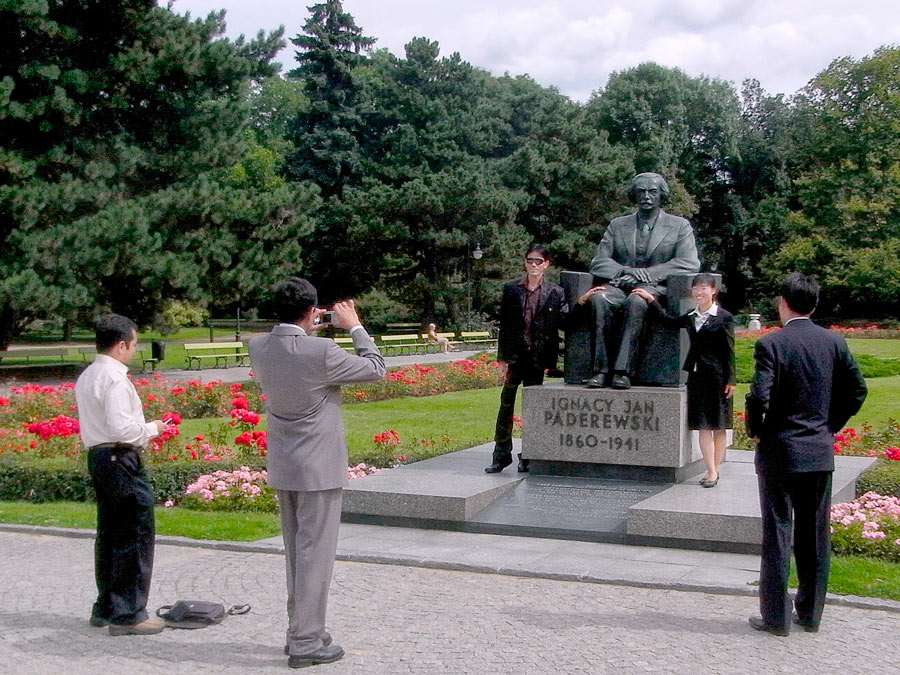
[589,209,700,295]
[249,324,386,491]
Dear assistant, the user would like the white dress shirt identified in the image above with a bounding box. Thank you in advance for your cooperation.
[75,354,158,448]
[689,302,719,332]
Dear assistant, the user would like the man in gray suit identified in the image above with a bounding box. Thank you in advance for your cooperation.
[249,277,385,669]
[577,172,700,389]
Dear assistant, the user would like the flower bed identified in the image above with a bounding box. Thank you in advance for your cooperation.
[831,492,900,561]
[343,354,501,403]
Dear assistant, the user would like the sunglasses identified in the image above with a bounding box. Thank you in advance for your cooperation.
[525,258,546,265]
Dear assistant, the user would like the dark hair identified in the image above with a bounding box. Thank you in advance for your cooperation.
[525,243,550,261]
[779,272,819,314]
[273,277,318,323]
[95,314,137,352]
[627,172,670,204]
[692,273,718,289]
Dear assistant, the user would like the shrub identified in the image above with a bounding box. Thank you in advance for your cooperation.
[857,460,900,498]
[178,467,277,513]
[152,300,210,335]
[0,456,266,503]
[831,492,900,562]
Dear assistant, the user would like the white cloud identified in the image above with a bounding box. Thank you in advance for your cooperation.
[162,0,900,100]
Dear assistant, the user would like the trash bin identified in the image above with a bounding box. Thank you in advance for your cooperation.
[151,340,166,361]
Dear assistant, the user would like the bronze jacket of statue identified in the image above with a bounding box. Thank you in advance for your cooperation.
[589,209,700,296]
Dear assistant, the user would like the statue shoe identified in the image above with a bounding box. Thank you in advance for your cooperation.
[611,373,631,389]
[585,374,608,388]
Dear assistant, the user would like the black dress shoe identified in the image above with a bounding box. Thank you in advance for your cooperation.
[517,455,529,473]
[89,615,109,628]
[749,616,788,636]
[485,463,504,473]
[285,632,332,655]
[611,373,631,389]
[288,644,344,668]
[585,374,607,388]
[792,612,819,633]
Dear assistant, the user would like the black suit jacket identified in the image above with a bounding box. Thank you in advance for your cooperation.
[497,278,568,371]
[745,318,867,475]
[649,301,735,385]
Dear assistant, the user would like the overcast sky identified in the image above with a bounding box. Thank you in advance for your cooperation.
[164,0,900,101]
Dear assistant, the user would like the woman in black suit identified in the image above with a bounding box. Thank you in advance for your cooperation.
[633,274,735,487]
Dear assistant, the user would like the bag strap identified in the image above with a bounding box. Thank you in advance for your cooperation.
[228,604,251,615]
[156,605,173,617]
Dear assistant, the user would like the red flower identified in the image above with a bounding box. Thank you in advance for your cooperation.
[230,382,243,393]
[231,396,249,410]
[0,396,10,406]
[234,432,253,445]
[190,449,198,460]
[170,386,186,395]
[195,434,205,441]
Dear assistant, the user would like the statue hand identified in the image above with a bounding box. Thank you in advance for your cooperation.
[633,268,652,284]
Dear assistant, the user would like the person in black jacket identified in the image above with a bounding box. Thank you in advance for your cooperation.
[633,273,735,487]
[745,273,867,636]
[485,244,568,474]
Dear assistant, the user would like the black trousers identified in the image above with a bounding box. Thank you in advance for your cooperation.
[757,470,832,630]
[87,444,156,625]
[492,352,545,466]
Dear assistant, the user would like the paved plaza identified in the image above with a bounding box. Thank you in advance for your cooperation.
[2,529,899,674]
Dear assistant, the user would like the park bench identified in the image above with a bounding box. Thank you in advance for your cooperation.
[421,332,455,353]
[378,334,428,356]
[183,342,249,369]
[78,345,158,372]
[454,331,497,350]
[0,347,70,369]
[333,337,355,352]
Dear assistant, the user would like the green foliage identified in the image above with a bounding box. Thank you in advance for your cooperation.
[858,460,900,498]
[152,300,210,335]
[0,455,265,503]
[0,0,317,347]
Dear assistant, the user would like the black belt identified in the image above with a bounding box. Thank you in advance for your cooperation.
[88,442,139,452]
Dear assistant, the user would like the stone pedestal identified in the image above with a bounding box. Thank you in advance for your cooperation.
[521,383,702,482]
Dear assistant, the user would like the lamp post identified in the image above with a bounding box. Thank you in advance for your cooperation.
[466,242,483,329]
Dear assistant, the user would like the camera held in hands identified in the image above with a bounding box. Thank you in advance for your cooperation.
[316,310,335,326]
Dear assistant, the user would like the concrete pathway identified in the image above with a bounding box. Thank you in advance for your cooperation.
[2,527,899,674]
[3,520,900,674]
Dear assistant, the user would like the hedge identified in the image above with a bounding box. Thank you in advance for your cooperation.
[857,459,900,498]
[0,457,267,503]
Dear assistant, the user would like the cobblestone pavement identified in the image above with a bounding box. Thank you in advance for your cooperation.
[2,532,899,674]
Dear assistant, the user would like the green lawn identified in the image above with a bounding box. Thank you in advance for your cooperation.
[179,386,518,465]
[0,500,280,541]
[846,338,900,358]
[733,377,897,427]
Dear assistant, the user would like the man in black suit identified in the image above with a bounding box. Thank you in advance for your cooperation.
[745,273,867,636]
[485,244,568,474]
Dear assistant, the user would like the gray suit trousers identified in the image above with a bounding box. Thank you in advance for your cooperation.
[278,488,343,655]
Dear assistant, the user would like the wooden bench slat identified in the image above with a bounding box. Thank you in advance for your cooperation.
[184,342,249,369]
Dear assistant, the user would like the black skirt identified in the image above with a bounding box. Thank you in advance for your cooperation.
[687,370,732,430]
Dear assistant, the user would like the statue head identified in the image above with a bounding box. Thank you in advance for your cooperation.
[627,172,670,211]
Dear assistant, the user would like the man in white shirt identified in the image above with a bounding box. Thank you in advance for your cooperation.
[75,314,168,636]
